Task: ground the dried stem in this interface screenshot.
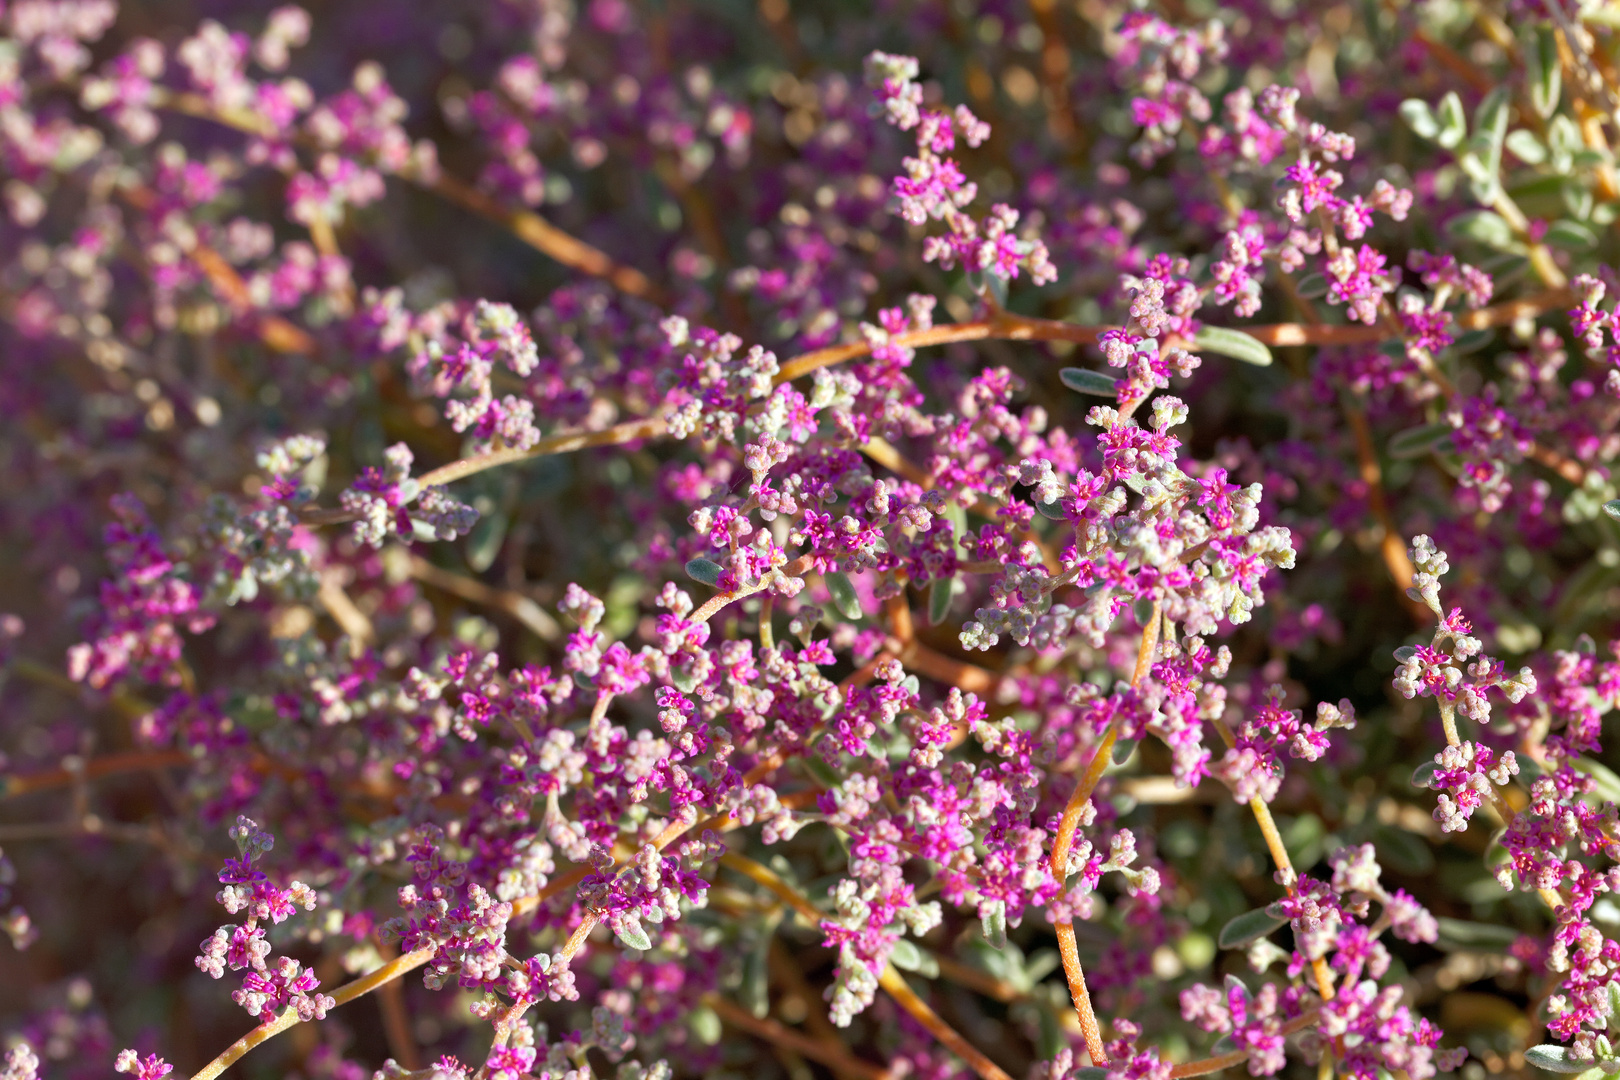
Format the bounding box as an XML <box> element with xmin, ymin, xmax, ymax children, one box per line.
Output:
<box><xmin>406</xmin><ymin>553</ymin><xmax>561</xmax><ymax>642</ymax></box>
<box><xmin>426</xmin><ymin>174</ymin><xmax>669</xmax><ymax>305</ymax></box>
<box><xmin>1168</xmin><ymin>1009</ymin><xmax>1322</xmax><ymax>1078</ymax></box>
<box><xmin>719</xmin><ymin>853</ymin><xmax>1011</xmax><ymax>1080</ymax></box>
<box><xmin>1339</xmin><ymin>397</ymin><xmax>1428</xmax><ymax>625</ymax></box>
<box><xmin>876</xmin><ymin>966</ymin><xmax>1014</xmax><ymax>1080</ymax></box>
<box><xmin>2</xmin><ymin>749</ymin><xmax>190</xmax><ymax>800</ymax></box>
<box><xmin>1050</xmin><ymin>602</ymin><xmax>1161</xmax><ymax>1064</ymax></box>
<box><xmin>291</xmin><ymin>286</ymin><xmax>1578</xmax><ymax>517</ymax></box>
<box><xmin>187</xmin><ymin>945</ymin><xmax>436</xmax><ymax>1080</ymax></box>
<box><xmin>143</xmin><ymin>87</ymin><xmax>668</xmax><ymax>307</ymax></box>
<box><xmin>373</xmin><ymin>944</ymin><xmax>422</xmax><ymax>1071</ymax></box>
<box><xmin>1210</xmin><ymin>717</ymin><xmax>1336</xmax><ymax>1003</ymax></box>
<box><xmin>705</xmin><ymin>995</ymin><xmax>891</xmax><ymax>1080</ymax></box>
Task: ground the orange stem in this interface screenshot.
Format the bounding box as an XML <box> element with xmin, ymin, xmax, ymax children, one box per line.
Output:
<box><xmin>1050</xmin><ymin>602</ymin><xmax>1161</xmax><ymax>1063</ymax></box>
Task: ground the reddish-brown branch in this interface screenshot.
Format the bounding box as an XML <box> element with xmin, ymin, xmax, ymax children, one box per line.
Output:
<box><xmin>1027</xmin><ymin>0</ymin><xmax>1078</xmax><ymax>145</ymax></box>
<box><xmin>2</xmin><ymin>749</ymin><xmax>190</xmax><ymax>799</ymax></box>
<box><xmin>1340</xmin><ymin>399</ymin><xmax>1428</xmax><ymax>625</ymax></box>
<box><xmin>426</xmin><ymin>174</ymin><xmax>668</xmax><ymax>306</ymax></box>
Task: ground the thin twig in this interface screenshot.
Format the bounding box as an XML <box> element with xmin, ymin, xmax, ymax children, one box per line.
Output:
<box><xmin>877</xmin><ymin>966</ymin><xmax>1015</xmax><ymax>1080</ymax></box>
<box><xmin>187</xmin><ymin>946</ymin><xmax>437</xmax><ymax>1080</ymax></box>
<box><xmin>1050</xmin><ymin>602</ymin><xmax>1161</xmax><ymax>1064</ymax></box>
<box><xmin>407</xmin><ymin>553</ymin><xmax>561</xmax><ymax>642</ymax></box>
<box><xmin>1168</xmin><ymin>1010</ymin><xmax>1322</xmax><ymax>1078</ymax></box>
<box><xmin>1210</xmin><ymin>716</ymin><xmax>1336</xmax><ymax>1004</ymax></box>
<box><xmin>705</xmin><ymin>995</ymin><xmax>891</xmax><ymax>1080</ymax></box>
<box><xmin>719</xmin><ymin>853</ymin><xmax>1011</xmax><ymax>1080</ymax></box>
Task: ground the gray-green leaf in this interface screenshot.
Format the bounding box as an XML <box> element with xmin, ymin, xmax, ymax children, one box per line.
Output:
<box><xmin>1545</xmin><ymin>220</ymin><xmax>1598</xmax><ymax>252</ymax></box>
<box><xmin>1411</xmin><ymin>760</ymin><xmax>1440</xmax><ymax>789</ymax></box>
<box><xmin>1434</xmin><ymin>916</ymin><xmax>1522</xmax><ymax>952</ymax></box>
<box><xmin>614</xmin><ymin>917</ymin><xmax>653</xmax><ymax>952</ymax></box>
<box><xmin>1529</xmin><ymin>27</ymin><xmax>1562</xmax><ymax>119</ymax></box>
<box><xmin>889</xmin><ymin>938</ymin><xmax>940</xmax><ymax>977</ymax></box>
<box><xmin>1506</xmin><ymin>128</ymin><xmax>1547</xmax><ymax>166</ymax></box>
<box><xmin>1571</xmin><ymin>757</ymin><xmax>1620</xmax><ymax>804</ymax></box>
<box><xmin>927</xmin><ymin>575</ymin><xmax>955</xmax><ymax>626</ymax></box>
<box><xmin>1437</xmin><ymin>91</ymin><xmax>1467</xmax><ymax>149</ymax></box>
<box><xmin>981</xmin><ymin>898</ymin><xmax>1008</xmax><ymax>950</ymax></box>
<box><xmin>1060</xmin><ymin>367</ymin><xmax>1122</xmax><ymax>396</ymax></box>
<box><xmin>824</xmin><ymin>571</ymin><xmax>862</xmax><ymax>620</ymax></box>
<box><xmin>1526</xmin><ymin>1046</ymin><xmax>1600</xmax><ymax>1074</ymax></box>
<box><xmin>1194</xmin><ymin>326</ymin><xmax>1273</xmax><ymax>367</ymax></box>
<box><xmin>684</xmin><ymin>557</ymin><xmax>724</xmax><ymax>587</ymax></box>
<box><xmin>1604</xmin><ymin>499</ymin><xmax>1620</xmax><ymax>521</ymax></box>
<box><xmin>1218</xmin><ymin>906</ymin><xmax>1289</xmax><ymax>949</ymax></box>
<box><xmin>1388</xmin><ymin>423</ymin><xmax>1455</xmax><ymax>459</ymax></box>
<box><xmin>1400</xmin><ymin>99</ymin><xmax>1439</xmax><ymax>141</ymax></box>
<box><xmin>1446</xmin><ymin>210</ymin><xmax>1517</xmax><ymax>251</ymax></box>
<box><xmin>1294</xmin><ymin>273</ymin><xmax>1328</xmax><ymax>299</ymax></box>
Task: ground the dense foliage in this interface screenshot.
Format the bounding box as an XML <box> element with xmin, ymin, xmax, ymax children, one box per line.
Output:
<box><xmin>3</xmin><ymin>0</ymin><xmax>1620</xmax><ymax>1078</ymax></box>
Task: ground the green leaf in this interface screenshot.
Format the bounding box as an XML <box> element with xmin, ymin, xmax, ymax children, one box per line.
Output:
<box><xmin>1470</xmin><ymin>88</ymin><xmax>1510</xmax><ymax>164</ymax></box>
<box><xmin>1506</xmin><ymin>128</ymin><xmax>1547</xmax><ymax>166</ymax></box>
<box><xmin>1451</xmin><ymin>329</ymin><xmax>1496</xmax><ymax>355</ymax></box>
<box><xmin>1060</xmin><ymin>367</ymin><xmax>1122</xmax><ymax>396</ymax></box>
<box><xmin>1035</xmin><ymin>497</ymin><xmax>1067</xmax><ymax>519</ymax></box>
<box><xmin>1193</xmin><ymin>326</ymin><xmax>1273</xmax><ymax>367</ymax></box>
<box><xmin>1434</xmin><ymin>916</ymin><xmax>1522</xmax><ymax>952</ymax></box>
<box><xmin>1529</xmin><ymin>26</ymin><xmax>1563</xmax><ymax>118</ymax></box>
<box><xmin>1217</xmin><ymin>906</ymin><xmax>1288</xmax><ymax>949</ymax></box>
<box><xmin>1446</xmin><ymin>210</ymin><xmax>1517</xmax><ymax>251</ymax></box>
<box><xmin>1400</xmin><ymin>98</ymin><xmax>1439</xmax><ymax>141</ymax></box>
<box><xmin>1564</xmin><ymin>184</ymin><xmax>1595</xmax><ymax>222</ymax></box>
<box><xmin>1604</xmin><ymin>499</ymin><xmax>1620</xmax><ymax>521</ymax></box>
<box><xmin>803</xmin><ymin>753</ymin><xmax>842</xmax><ymax>790</ymax></box>
<box><xmin>927</xmin><ymin>576</ymin><xmax>954</xmax><ymax>626</ymax></box>
<box><xmin>1526</xmin><ymin>1046</ymin><xmax>1601</xmax><ymax>1074</ymax></box>
<box><xmin>741</xmin><ymin>929</ymin><xmax>773</xmax><ymax>1017</ymax></box>
<box><xmin>1571</xmin><ymin>757</ymin><xmax>1620</xmax><ymax>804</ymax></box>
<box><xmin>1373</xmin><ymin>823</ymin><xmax>1435</xmax><ymax>874</ymax></box>
<box><xmin>1294</xmin><ymin>272</ymin><xmax>1328</xmax><ymax>299</ymax></box>
<box><xmin>981</xmin><ymin>899</ymin><xmax>1008</xmax><ymax>950</ymax></box>
<box><xmin>982</xmin><ymin>270</ymin><xmax>1009</xmax><ymax>311</ymax></box>
<box><xmin>1546</xmin><ymin>220</ymin><xmax>1598</xmax><ymax>252</ymax></box>
<box><xmin>1549</xmin><ymin>114</ymin><xmax>1580</xmax><ymax>174</ymax></box>
<box><xmin>1411</xmin><ymin>760</ymin><xmax>1441</xmax><ymax>789</ymax></box>
<box><xmin>1111</xmin><ymin>737</ymin><xmax>1138</xmax><ymax>765</ymax></box>
<box><xmin>614</xmin><ymin>918</ymin><xmax>653</xmax><ymax>952</ymax></box>
<box><xmin>824</xmin><ymin>571</ymin><xmax>862</xmax><ymax>620</ymax></box>
<box><xmin>1388</xmin><ymin>422</ymin><xmax>1455</xmax><ymax>459</ymax></box>
<box><xmin>889</xmin><ymin>938</ymin><xmax>940</xmax><ymax>977</ymax></box>
<box><xmin>465</xmin><ymin>512</ymin><xmax>508</xmax><ymax>574</ymax></box>
<box><xmin>689</xmin><ymin>1003</ymin><xmax>723</xmax><ymax>1045</ymax></box>
<box><xmin>1437</xmin><ymin>91</ymin><xmax>1467</xmax><ymax>149</ymax></box>
<box><xmin>684</xmin><ymin>557</ymin><xmax>724</xmax><ymax>587</ymax></box>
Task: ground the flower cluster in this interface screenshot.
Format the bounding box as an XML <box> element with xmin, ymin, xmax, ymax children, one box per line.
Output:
<box><xmin>193</xmin><ymin>817</ymin><xmax>332</xmax><ymax>1022</ymax></box>
<box><xmin>6</xmin><ymin>1</ymin><xmax>1620</xmax><ymax>1078</ymax></box>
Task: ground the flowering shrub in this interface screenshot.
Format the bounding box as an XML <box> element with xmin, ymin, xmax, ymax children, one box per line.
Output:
<box><xmin>5</xmin><ymin>0</ymin><xmax>1620</xmax><ymax>1078</ymax></box>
